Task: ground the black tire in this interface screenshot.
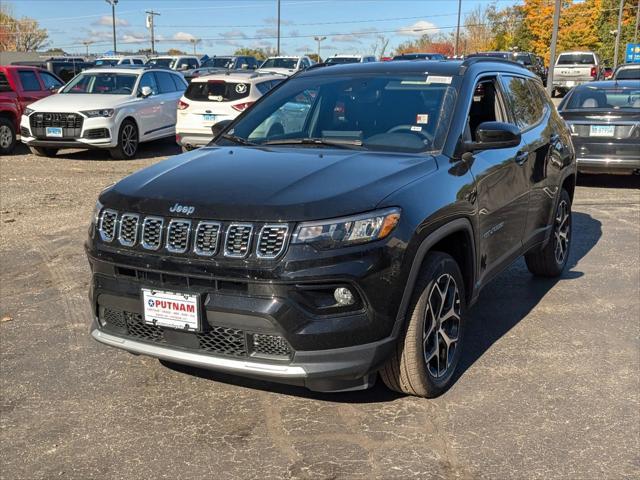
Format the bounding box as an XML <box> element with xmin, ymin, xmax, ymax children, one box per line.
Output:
<box><xmin>29</xmin><ymin>146</ymin><xmax>58</xmax><ymax>157</ymax></box>
<box><xmin>0</xmin><ymin>117</ymin><xmax>17</xmax><ymax>155</ymax></box>
<box><xmin>109</xmin><ymin>119</ymin><xmax>139</xmax><ymax>160</ymax></box>
<box><xmin>525</xmin><ymin>189</ymin><xmax>572</xmax><ymax>277</ymax></box>
<box><xmin>380</xmin><ymin>252</ymin><xmax>466</xmax><ymax>398</ymax></box>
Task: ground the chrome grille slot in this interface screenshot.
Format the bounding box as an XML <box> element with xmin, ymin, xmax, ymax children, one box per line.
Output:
<box><xmin>194</xmin><ymin>221</ymin><xmax>221</xmax><ymax>256</ymax></box>
<box><xmin>166</xmin><ymin>219</ymin><xmax>191</xmax><ymax>253</ymax></box>
<box><xmin>118</xmin><ymin>213</ymin><xmax>139</xmax><ymax>247</ymax></box>
<box><xmin>99</xmin><ymin>209</ymin><xmax>118</xmax><ymax>242</ymax></box>
<box><xmin>257</xmin><ymin>225</ymin><xmax>289</xmax><ymax>259</ymax></box>
<box><xmin>224</xmin><ymin>224</ymin><xmax>253</xmax><ymax>258</ymax></box>
<box><xmin>142</xmin><ymin>217</ymin><xmax>163</xmax><ymax>250</ymax></box>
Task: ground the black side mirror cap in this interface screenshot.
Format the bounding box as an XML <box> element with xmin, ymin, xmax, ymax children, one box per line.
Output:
<box><xmin>462</xmin><ymin>121</ymin><xmax>521</xmax><ymax>153</ymax></box>
<box><xmin>210</xmin><ymin>119</ymin><xmax>233</xmax><ymax>140</ymax></box>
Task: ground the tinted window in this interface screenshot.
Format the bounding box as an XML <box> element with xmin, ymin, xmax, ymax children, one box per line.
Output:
<box><xmin>62</xmin><ymin>72</ymin><xmax>136</xmax><ymax>94</ymax></box>
<box><xmin>564</xmin><ymin>86</ymin><xmax>640</xmax><ymax>109</ymax></box>
<box><xmin>94</xmin><ymin>59</ymin><xmax>119</xmax><ymax>66</ymax></box>
<box><xmin>147</xmin><ymin>58</ymin><xmax>174</xmax><ymax>68</ymax></box>
<box><xmin>18</xmin><ymin>70</ymin><xmax>41</xmax><ymax>91</ymax></box>
<box><xmin>326</xmin><ymin>57</ymin><xmax>360</xmax><ymax>65</ymax></box>
<box><xmin>203</xmin><ymin>57</ymin><xmax>234</xmax><ymax>68</ymax></box>
<box><xmin>557</xmin><ymin>53</ymin><xmax>596</xmax><ymax>65</ymax></box>
<box><xmin>139</xmin><ymin>72</ymin><xmax>159</xmax><ymax>95</ymax></box>
<box><xmin>170</xmin><ymin>73</ymin><xmax>187</xmax><ymax>91</ymax></box>
<box><xmin>132</xmin><ymin>59</ymin><xmax>144</xmax><ymax>65</ymax></box>
<box><xmin>155</xmin><ymin>71</ymin><xmax>177</xmax><ymax>93</ymax></box>
<box><xmin>260</xmin><ymin>58</ymin><xmax>297</xmax><ymax>69</ymax></box>
<box><xmin>185</xmin><ymin>81</ymin><xmax>250</xmax><ymax>102</ymax></box>
<box><xmin>40</xmin><ymin>72</ymin><xmax>63</xmax><ymax>90</ymax></box>
<box><xmin>0</xmin><ymin>73</ymin><xmax>12</xmax><ymax>92</ymax></box>
<box><xmin>187</xmin><ymin>59</ymin><xmax>198</xmax><ymax>69</ymax></box>
<box><xmin>500</xmin><ymin>75</ymin><xmax>540</xmax><ymax>129</ymax></box>
<box><xmin>515</xmin><ymin>53</ymin><xmax>532</xmax><ymax>65</ymax></box>
<box><xmin>614</xmin><ymin>68</ymin><xmax>640</xmax><ymax>80</ymax></box>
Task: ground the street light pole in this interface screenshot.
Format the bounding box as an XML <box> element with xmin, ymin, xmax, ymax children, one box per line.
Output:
<box><xmin>454</xmin><ymin>0</ymin><xmax>462</xmax><ymax>57</ymax></box>
<box><xmin>190</xmin><ymin>38</ymin><xmax>200</xmax><ymax>55</ymax></box>
<box><xmin>546</xmin><ymin>0</ymin><xmax>561</xmax><ymax>97</ymax></box>
<box><xmin>82</xmin><ymin>41</ymin><xmax>93</xmax><ymax>57</ymax></box>
<box><xmin>105</xmin><ymin>0</ymin><xmax>119</xmax><ymax>54</ymax></box>
<box><xmin>313</xmin><ymin>36</ymin><xmax>326</xmax><ymax>62</ymax></box>
<box><xmin>613</xmin><ymin>0</ymin><xmax>625</xmax><ymax>69</ymax></box>
<box><xmin>276</xmin><ymin>0</ymin><xmax>281</xmax><ymax>56</ymax></box>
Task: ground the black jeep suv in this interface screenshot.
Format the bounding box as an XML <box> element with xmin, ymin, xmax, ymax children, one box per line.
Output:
<box><xmin>86</xmin><ymin>59</ymin><xmax>576</xmax><ymax>397</ymax></box>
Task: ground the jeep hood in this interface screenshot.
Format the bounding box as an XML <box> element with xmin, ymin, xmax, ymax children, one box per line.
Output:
<box><xmin>101</xmin><ymin>146</ymin><xmax>437</xmax><ymax>221</ymax></box>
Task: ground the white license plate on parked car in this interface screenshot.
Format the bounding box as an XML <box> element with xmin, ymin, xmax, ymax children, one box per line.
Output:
<box><xmin>590</xmin><ymin>125</ymin><xmax>615</xmax><ymax>137</ymax></box>
<box><xmin>142</xmin><ymin>288</ymin><xmax>200</xmax><ymax>331</ymax></box>
<box><xmin>46</xmin><ymin>127</ymin><xmax>63</xmax><ymax>137</ymax></box>
<box><xmin>202</xmin><ymin>114</ymin><xmax>216</xmax><ymax>122</ymax></box>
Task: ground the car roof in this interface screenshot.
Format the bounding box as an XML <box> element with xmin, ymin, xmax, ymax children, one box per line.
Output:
<box><xmin>572</xmin><ymin>80</ymin><xmax>640</xmax><ymax>88</ymax></box>
<box><xmin>82</xmin><ymin>67</ymin><xmax>177</xmax><ymax>74</ymax></box>
<box><xmin>616</xmin><ymin>63</ymin><xmax>640</xmax><ymax>69</ymax></box>
<box><xmin>298</xmin><ymin>58</ymin><xmax>532</xmax><ymax>78</ymax></box>
<box><xmin>190</xmin><ymin>71</ymin><xmax>284</xmax><ymax>83</ymax></box>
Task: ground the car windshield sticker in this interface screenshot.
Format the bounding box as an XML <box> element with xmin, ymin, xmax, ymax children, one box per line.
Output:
<box><xmin>400</xmin><ymin>80</ymin><xmax>429</xmax><ymax>85</ymax></box>
<box><xmin>425</xmin><ymin>75</ymin><xmax>453</xmax><ymax>84</ymax></box>
<box><xmin>416</xmin><ymin>114</ymin><xmax>429</xmax><ymax>124</ymax></box>
<box><xmin>410</xmin><ymin>126</ymin><xmax>423</xmax><ymax>132</ymax></box>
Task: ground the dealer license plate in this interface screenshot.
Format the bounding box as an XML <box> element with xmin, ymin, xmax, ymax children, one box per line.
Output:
<box><xmin>46</xmin><ymin>127</ymin><xmax>63</xmax><ymax>137</ymax></box>
<box><xmin>202</xmin><ymin>114</ymin><xmax>216</xmax><ymax>122</ymax></box>
<box><xmin>142</xmin><ymin>288</ymin><xmax>200</xmax><ymax>331</ymax></box>
<box><xmin>590</xmin><ymin>125</ymin><xmax>615</xmax><ymax>137</ymax></box>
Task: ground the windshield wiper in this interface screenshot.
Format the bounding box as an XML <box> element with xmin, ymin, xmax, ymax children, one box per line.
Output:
<box><xmin>220</xmin><ymin>133</ymin><xmax>256</xmax><ymax>146</ymax></box>
<box><xmin>262</xmin><ymin>137</ymin><xmax>364</xmax><ymax>149</ymax></box>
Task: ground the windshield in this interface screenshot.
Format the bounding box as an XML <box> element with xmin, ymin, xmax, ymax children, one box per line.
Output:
<box><xmin>95</xmin><ymin>59</ymin><xmax>119</xmax><ymax>66</ymax></box>
<box><xmin>515</xmin><ymin>53</ymin><xmax>532</xmax><ymax>65</ymax></box>
<box><xmin>557</xmin><ymin>53</ymin><xmax>595</xmax><ymax>65</ymax></box>
<box><xmin>147</xmin><ymin>58</ymin><xmax>174</xmax><ymax>68</ymax></box>
<box><xmin>615</xmin><ymin>68</ymin><xmax>640</xmax><ymax>80</ymax></box>
<box><xmin>61</xmin><ymin>72</ymin><xmax>137</xmax><ymax>94</ymax></box>
<box><xmin>261</xmin><ymin>58</ymin><xmax>297</xmax><ymax>69</ymax></box>
<box><xmin>565</xmin><ymin>86</ymin><xmax>640</xmax><ymax>109</ymax></box>
<box><xmin>326</xmin><ymin>57</ymin><xmax>360</xmax><ymax>64</ymax></box>
<box><xmin>203</xmin><ymin>58</ymin><xmax>234</xmax><ymax>68</ymax></box>
<box><xmin>219</xmin><ymin>73</ymin><xmax>457</xmax><ymax>153</ymax></box>
<box><xmin>393</xmin><ymin>54</ymin><xmax>431</xmax><ymax>60</ymax></box>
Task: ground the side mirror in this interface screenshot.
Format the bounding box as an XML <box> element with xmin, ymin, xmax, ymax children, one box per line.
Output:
<box><xmin>462</xmin><ymin>122</ymin><xmax>521</xmax><ymax>153</ymax></box>
<box><xmin>210</xmin><ymin>119</ymin><xmax>233</xmax><ymax>139</ymax></box>
<box><xmin>140</xmin><ymin>86</ymin><xmax>153</xmax><ymax>98</ymax></box>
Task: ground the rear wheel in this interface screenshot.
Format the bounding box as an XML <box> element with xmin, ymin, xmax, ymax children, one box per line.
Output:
<box><xmin>29</xmin><ymin>146</ymin><xmax>58</xmax><ymax>157</ymax></box>
<box><xmin>525</xmin><ymin>189</ymin><xmax>572</xmax><ymax>277</ymax></box>
<box><xmin>380</xmin><ymin>252</ymin><xmax>466</xmax><ymax>398</ymax></box>
<box><xmin>110</xmin><ymin>120</ymin><xmax>138</xmax><ymax>160</ymax></box>
<box><xmin>0</xmin><ymin>117</ymin><xmax>16</xmax><ymax>155</ymax></box>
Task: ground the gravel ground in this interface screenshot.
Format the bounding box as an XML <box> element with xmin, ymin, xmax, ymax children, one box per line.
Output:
<box><xmin>1</xmin><ymin>141</ymin><xmax>639</xmax><ymax>479</ymax></box>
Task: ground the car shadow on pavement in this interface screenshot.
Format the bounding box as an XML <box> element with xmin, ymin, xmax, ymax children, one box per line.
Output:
<box><xmin>163</xmin><ymin>211</ymin><xmax>602</xmax><ymax>403</ymax></box>
<box><xmin>455</xmin><ymin>211</ymin><xmax>602</xmax><ymax>387</ymax></box>
<box><xmin>577</xmin><ymin>174</ymin><xmax>640</xmax><ymax>189</ymax></box>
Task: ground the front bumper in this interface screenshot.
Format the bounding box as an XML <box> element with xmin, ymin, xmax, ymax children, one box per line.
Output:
<box><xmin>20</xmin><ymin>114</ymin><xmax>117</xmax><ymax>149</ymax></box>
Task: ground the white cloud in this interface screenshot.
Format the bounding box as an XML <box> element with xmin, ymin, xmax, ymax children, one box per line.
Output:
<box><xmin>397</xmin><ymin>20</ymin><xmax>438</xmax><ymax>37</ymax></box>
<box><xmin>221</xmin><ymin>30</ymin><xmax>247</xmax><ymax>40</ymax></box>
<box><xmin>93</xmin><ymin>15</ymin><xmax>129</xmax><ymax>27</ymax></box>
<box><xmin>173</xmin><ymin>31</ymin><xmax>198</xmax><ymax>42</ymax></box>
<box><xmin>121</xmin><ymin>32</ymin><xmax>147</xmax><ymax>43</ymax></box>
<box><xmin>256</xmin><ymin>27</ymin><xmax>278</xmax><ymax>37</ymax></box>
<box><xmin>332</xmin><ymin>28</ymin><xmax>377</xmax><ymax>44</ymax></box>
<box><xmin>263</xmin><ymin>17</ymin><xmax>293</xmax><ymax>26</ymax></box>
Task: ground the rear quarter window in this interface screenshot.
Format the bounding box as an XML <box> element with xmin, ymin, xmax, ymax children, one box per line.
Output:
<box><xmin>500</xmin><ymin>75</ymin><xmax>542</xmax><ymax>130</ymax></box>
<box><xmin>0</xmin><ymin>73</ymin><xmax>12</xmax><ymax>92</ymax></box>
<box><xmin>185</xmin><ymin>81</ymin><xmax>250</xmax><ymax>102</ymax></box>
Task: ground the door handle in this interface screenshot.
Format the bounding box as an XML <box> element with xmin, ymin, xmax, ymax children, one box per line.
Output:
<box><xmin>515</xmin><ymin>151</ymin><xmax>529</xmax><ymax>166</ymax></box>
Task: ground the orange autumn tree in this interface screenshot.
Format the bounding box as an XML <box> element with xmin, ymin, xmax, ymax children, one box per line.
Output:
<box><xmin>559</xmin><ymin>0</ymin><xmax>602</xmax><ymax>54</ymax></box>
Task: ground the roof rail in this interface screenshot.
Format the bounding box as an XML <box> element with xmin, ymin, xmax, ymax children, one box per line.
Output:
<box><xmin>461</xmin><ymin>56</ymin><xmax>525</xmax><ymax>68</ymax></box>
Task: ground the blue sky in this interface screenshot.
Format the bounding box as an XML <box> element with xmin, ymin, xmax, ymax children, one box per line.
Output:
<box><xmin>9</xmin><ymin>0</ymin><xmax>519</xmax><ymax>56</ymax></box>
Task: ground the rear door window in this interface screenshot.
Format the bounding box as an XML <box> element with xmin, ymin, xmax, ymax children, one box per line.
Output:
<box><xmin>18</xmin><ymin>70</ymin><xmax>41</xmax><ymax>91</ymax></box>
<box><xmin>184</xmin><ymin>80</ymin><xmax>250</xmax><ymax>102</ymax></box>
<box><xmin>170</xmin><ymin>73</ymin><xmax>187</xmax><ymax>92</ymax></box>
<box><xmin>500</xmin><ymin>75</ymin><xmax>540</xmax><ymax>130</ymax></box>
<box><xmin>155</xmin><ymin>71</ymin><xmax>177</xmax><ymax>93</ymax></box>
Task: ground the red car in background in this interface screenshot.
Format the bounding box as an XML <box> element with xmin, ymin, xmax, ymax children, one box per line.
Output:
<box><xmin>0</xmin><ymin>65</ymin><xmax>64</xmax><ymax>154</ymax></box>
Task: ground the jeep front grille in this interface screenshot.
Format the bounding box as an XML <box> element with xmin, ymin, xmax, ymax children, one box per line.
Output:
<box><xmin>166</xmin><ymin>220</ymin><xmax>191</xmax><ymax>253</ymax></box>
<box><xmin>194</xmin><ymin>221</ymin><xmax>221</xmax><ymax>256</ymax></box>
<box><xmin>225</xmin><ymin>224</ymin><xmax>253</xmax><ymax>258</ymax></box>
<box><xmin>257</xmin><ymin>225</ymin><xmax>289</xmax><ymax>259</ymax></box>
<box><xmin>118</xmin><ymin>214</ymin><xmax>139</xmax><ymax>247</ymax></box>
<box><xmin>96</xmin><ymin>210</ymin><xmax>289</xmax><ymax>260</ymax></box>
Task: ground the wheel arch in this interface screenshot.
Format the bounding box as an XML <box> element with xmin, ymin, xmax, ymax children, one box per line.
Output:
<box><xmin>392</xmin><ymin>218</ymin><xmax>476</xmax><ymax>338</ymax></box>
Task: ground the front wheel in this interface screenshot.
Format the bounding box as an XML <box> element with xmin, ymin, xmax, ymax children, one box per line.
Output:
<box><xmin>525</xmin><ymin>189</ymin><xmax>572</xmax><ymax>277</ymax></box>
<box><xmin>109</xmin><ymin>120</ymin><xmax>139</xmax><ymax>160</ymax></box>
<box><xmin>380</xmin><ymin>252</ymin><xmax>466</xmax><ymax>398</ymax></box>
<box><xmin>0</xmin><ymin>117</ymin><xmax>17</xmax><ymax>154</ymax></box>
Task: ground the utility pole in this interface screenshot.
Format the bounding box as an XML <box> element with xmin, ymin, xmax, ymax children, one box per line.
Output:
<box><xmin>146</xmin><ymin>10</ymin><xmax>160</xmax><ymax>56</ymax></box>
<box><xmin>82</xmin><ymin>40</ymin><xmax>93</xmax><ymax>57</ymax></box>
<box><xmin>546</xmin><ymin>0</ymin><xmax>561</xmax><ymax>96</ymax></box>
<box><xmin>105</xmin><ymin>0</ymin><xmax>119</xmax><ymax>54</ymax></box>
<box><xmin>313</xmin><ymin>36</ymin><xmax>326</xmax><ymax>62</ymax></box>
<box><xmin>613</xmin><ymin>0</ymin><xmax>625</xmax><ymax>69</ymax></box>
<box><xmin>189</xmin><ymin>38</ymin><xmax>200</xmax><ymax>55</ymax></box>
<box><xmin>454</xmin><ymin>0</ymin><xmax>462</xmax><ymax>57</ymax></box>
<box><xmin>276</xmin><ymin>0</ymin><xmax>281</xmax><ymax>56</ymax></box>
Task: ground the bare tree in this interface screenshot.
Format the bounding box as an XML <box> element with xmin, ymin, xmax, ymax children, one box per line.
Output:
<box><xmin>370</xmin><ymin>35</ymin><xmax>390</xmax><ymax>57</ymax></box>
<box><xmin>0</xmin><ymin>2</ymin><xmax>48</xmax><ymax>52</ymax></box>
<box><xmin>462</xmin><ymin>5</ymin><xmax>494</xmax><ymax>54</ymax></box>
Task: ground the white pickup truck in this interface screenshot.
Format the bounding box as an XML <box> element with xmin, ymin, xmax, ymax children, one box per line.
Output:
<box><xmin>552</xmin><ymin>51</ymin><xmax>601</xmax><ymax>96</ymax></box>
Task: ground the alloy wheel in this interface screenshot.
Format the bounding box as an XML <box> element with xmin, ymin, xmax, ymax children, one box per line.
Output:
<box><xmin>554</xmin><ymin>200</ymin><xmax>570</xmax><ymax>264</ymax></box>
<box><xmin>0</xmin><ymin>125</ymin><xmax>12</xmax><ymax>149</ymax></box>
<box><xmin>121</xmin><ymin>124</ymin><xmax>138</xmax><ymax>157</ymax></box>
<box><xmin>423</xmin><ymin>273</ymin><xmax>461</xmax><ymax>378</ymax></box>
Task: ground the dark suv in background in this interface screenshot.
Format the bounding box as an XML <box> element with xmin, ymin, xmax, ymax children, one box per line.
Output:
<box><xmin>87</xmin><ymin>59</ymin><xmax>575</xmax><ymax>397</ymax></box>
<box><xmin>467</xmin><ymin>51</ymin><xmax>547</xmax><ymax>83</ymax></box>
<box><xmin>184</xmin><ymin>55</ymin><xmax>260</xmax><ymax>82</ymax></box>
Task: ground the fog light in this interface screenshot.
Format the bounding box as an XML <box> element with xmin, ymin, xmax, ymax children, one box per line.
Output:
<box><xmin>334</xmin><ymin>287</ymin><xmax>355</xmax><ymax>306</ymax></box>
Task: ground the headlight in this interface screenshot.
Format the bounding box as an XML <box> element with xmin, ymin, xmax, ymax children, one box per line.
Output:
<box><xmin>292</xmin><ymin>208</ymin><xmax>401</xmax><ymax>249</ymax></box>
<box><xmin>81</xmin><ymin>109</ymin><xmax>115</xmax><ymax>118</ymax></box>
<box><xmin>24</xmin><ymin>108</ymin><xmax>35</xmax><ymax>116</ymax></box>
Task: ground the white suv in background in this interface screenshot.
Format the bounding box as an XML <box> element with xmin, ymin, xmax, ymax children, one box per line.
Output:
<box><xmin>20</xmin><ymin>67</ymin><xmax>187</xmax><ymax>159</ymax></box>
<box><xmin>257</xmin><ymin>56</ymin><xmax>313</xmax><ymax>76</ymax></box>
<box><xmin>325</xmin><ymin>54</ymin><xmax>377</xmax><ymax>64</ymax></box>
<box><xmin>147</xmin><ymin>56</ymin><xmax>201</xmax><ymax>72</ymax></box>
<box><xmin>176</xmin><ymin>71</ymin><xmax>284</xmax><ymax>151</ymax></box>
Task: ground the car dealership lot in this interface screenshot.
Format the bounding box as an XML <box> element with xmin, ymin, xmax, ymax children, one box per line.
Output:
<box><xmin>1</xmin><ymin>144</ymin><xmax>638</xmax><ymax>479</ymax></box>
